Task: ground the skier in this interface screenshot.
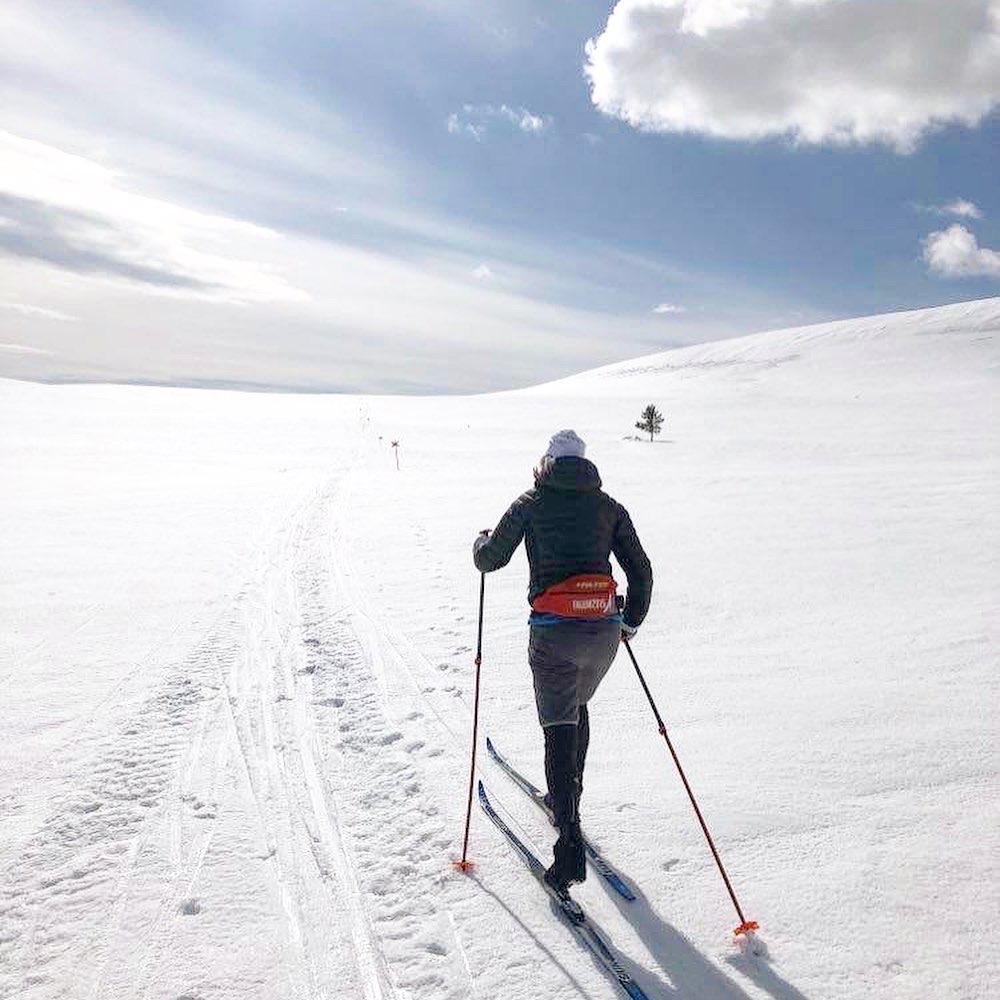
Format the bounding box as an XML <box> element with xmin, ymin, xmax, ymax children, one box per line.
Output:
<box><xmin>473</xmin><ymin>430</ymin><xmax>652</xmax><ymax>892</ymax></box>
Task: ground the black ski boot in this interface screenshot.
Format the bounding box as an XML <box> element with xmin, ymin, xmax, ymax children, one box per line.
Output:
<box><xmin>544</xmin><ymin>704</ymin><xmax>588</xmax><ymax>821</ymax></box>
<box><xmin>542</xmin><ymin>723</ymin><xmax>586</xmax><ymax>893</ymax></box>
<box><xmin>575</xmin><ymin>703</ymin><xmax>589</xmax><ymax>812</ymax></box>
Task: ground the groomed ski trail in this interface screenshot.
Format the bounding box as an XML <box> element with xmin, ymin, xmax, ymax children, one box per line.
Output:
<box><xmin>0</xmin><ymin>452</ymin><xmax>397</xmax><ymax>1000</ymax></box>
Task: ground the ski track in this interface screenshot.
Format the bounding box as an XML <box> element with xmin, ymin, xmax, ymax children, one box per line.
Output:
<box><xmin>0</xmin><ymin>437</ymin><xmax>484</xmax><ymax>1000</ymax></box>
<box><xmin>304</xmin><ymin>441</ymin><xmax>477</xmax><ymax>1000</ymax></box>
<box><xmin>0</xmin><ymin>627</ymin><xmax>217</xmax><ymax>996</ymax></box>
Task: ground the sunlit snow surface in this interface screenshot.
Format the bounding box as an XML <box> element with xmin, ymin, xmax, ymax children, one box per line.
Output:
<box><xmin>1</xmin><ymin>299</ymin><xmax>997</xmax><ymax>999</ymax></box>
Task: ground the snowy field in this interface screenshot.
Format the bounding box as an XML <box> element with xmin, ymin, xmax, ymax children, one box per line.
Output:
<box><xmin>1</xmin><ymin>297</ymin><xmax>997</xmax><ymax>1000</ymax></box>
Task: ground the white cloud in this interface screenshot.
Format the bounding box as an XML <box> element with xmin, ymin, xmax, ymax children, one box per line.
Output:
<box><xmin>585</xmin><ymin>0</ymin><xmax>1000</xmax><ymax>153</ymax></box>
<box><xmin>922</xmin><ymin>198</ymin><xmax>984</xmax><ymax>220</ymax></box>
<box><xmin>942</xmin><ymin>199</ymin><xmax>984</xmax><ymax>219</ymax></box>
<box><xmin>447</xmin><ymin>104</ymin><xmax>553</xmax><ymax>139</ymax></box>
<box><xmin>0</xmin><ymin>300</ymin><xmax>77</xmax><ymax>321</ymax></box>
<box><xmin>447</xmin><ymin>113</ymin><xmax>486</xmax><ymax>141</ymax></box>
<box><xmin>652</xmin><ymin>302</ymin><xmax>686</xmax><ymax>314</ymax></box>
<box><xmin>499</xmin><ymin>105</ymin><xmax>549</xmax><ymax>133</ymax></box>
<box><xmin>915</xmin><ymin>198</ymin><xmax>986</xmax><ymax>219</ymax></box>
<box><xmin>922</xmin><ymin>224</ymin><xmax>1000</xmax><ymax>278</ymax></box>
<box><xmin>472</xmin><ymin>263</ymin><xmax>494</xmax><ymax>279</ymax></box>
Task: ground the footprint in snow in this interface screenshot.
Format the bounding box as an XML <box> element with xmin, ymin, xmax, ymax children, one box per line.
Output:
<box><xmin>379</xmin><ymin>731</ymin><xmax>403</xmax><ymax>746</ymax></box>
<box><xmin>192</xmin><ymin>799</ymin><xmax>217</xmax><ymax>819</ymax></box>
<box><xmin>179</xmin><ymin>898</ymin><xmax>202</xmax><ymax>916</ymax></box>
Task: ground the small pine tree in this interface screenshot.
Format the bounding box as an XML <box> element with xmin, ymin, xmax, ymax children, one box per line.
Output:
<box><xmin>635</xmin><ymin>404</ymin><xmax>664</xmax><ymax>442</ymax></box>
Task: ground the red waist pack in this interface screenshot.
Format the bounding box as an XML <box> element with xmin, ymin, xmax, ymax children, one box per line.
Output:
<box><xmin>531</xmin><ymin>574</ymin><xmax>618</xmax><ymax>618</ymax></box>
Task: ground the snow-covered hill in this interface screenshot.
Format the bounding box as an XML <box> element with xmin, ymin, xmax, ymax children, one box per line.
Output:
<box><xmin>1</xmin><ymin>298</ymin><xmax>997</xmax><ymax>1000</ymax></box>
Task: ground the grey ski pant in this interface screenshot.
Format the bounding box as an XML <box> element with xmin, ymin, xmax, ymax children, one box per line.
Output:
<box><xmin>528</xmin><ymin>620</ymin><xmax>621</xmax><ymax>728</ymax></box>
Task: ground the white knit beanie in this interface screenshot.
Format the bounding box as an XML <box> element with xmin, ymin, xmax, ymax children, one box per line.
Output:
<box><xmin>545</xmin><ymin>429</ymin><xmax>586</xmax><ymax>460</ymax></box>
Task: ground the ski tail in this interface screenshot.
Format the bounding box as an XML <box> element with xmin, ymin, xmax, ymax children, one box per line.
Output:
<box><xmin>485</xmin><ymin>737</ymin><xmax>637</xmax><ymax>902</ymax></box>
<box><xmin>477</xmin><ymin>782</ymin><xmax>650</xmax><ymax>1000</ymax></box>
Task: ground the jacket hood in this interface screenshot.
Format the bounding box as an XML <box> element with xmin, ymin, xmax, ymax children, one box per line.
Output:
<box><xmin>534</xmin><ymin>455</ymin><xmax>602</xmax><ymax>492</ymax></box>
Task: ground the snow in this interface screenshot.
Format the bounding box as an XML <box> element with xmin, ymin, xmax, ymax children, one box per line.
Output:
<box><xmin>1</xmin><ymin>297</ymin><xmax>998</xmax><ymax>999</ymax></box>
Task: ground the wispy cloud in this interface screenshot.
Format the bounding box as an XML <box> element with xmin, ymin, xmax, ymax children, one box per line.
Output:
<box><xmin>0</xmin><ymin>132</ymin><xmax>307</xmax><ymax>304</ymax></box>
<box><xmin>472</xmin><ymin>263</ymin><xmax>494</xmax><ymax>279</ymax></box>
<box><xmin>447</xmin><ymin>104</ymin><xmax>552</xmax><ymax>140</ymax></box>
<box><xmin>447</xmin><ymin>113</ymin><xmax>485</xmax><ymax>141</ymax></box>
<box><xmin>652</xmin><ymin>302</ymin><xmax>686</xmax><ymax>314</ymax></box>
<box><xmin>916</xmin><ymin>198</ymin><xmax>985</xmax><ymax>220</ymax></box>
<box><xmin>922</xmin><ymin>224</ymin><xmax>1000</xmax><ymax>278</ymax></box>
<box><xmin>0</xmin><ymin>342</ymin><xmax>53</xmax><ymax>355</ymax></box>
<box><xmin>941</xmin><ymin>199</ymin><xmax>984</xmax><ymax>219</ymax></box>
<box><xmin>0</xmin><ymin>299</ymin><xmax>77</xmax><ymax>321</ymax></box>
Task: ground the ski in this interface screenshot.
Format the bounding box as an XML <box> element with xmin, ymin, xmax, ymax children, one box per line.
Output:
<box><xmin>477</xmin><ymin>781</ymin><xmax>649</xmax><ymax>1000</ymax></box>
<box><xmin>485</xmin><ymin>736</ymin><xmax>636</xmax><ymax>901</ymax></box>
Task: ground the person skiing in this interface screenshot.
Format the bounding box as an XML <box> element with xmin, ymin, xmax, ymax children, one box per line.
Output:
<box><xmin>473</xmin><ymin>429</ymin><xmax>652</xmax><ymax>893</ymax></box>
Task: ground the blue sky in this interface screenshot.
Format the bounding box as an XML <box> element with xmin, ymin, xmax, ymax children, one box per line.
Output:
<box><xmin>1</xmin><ymin>0</ymin><xmax>998</xmax><ymax>392</ymax></box>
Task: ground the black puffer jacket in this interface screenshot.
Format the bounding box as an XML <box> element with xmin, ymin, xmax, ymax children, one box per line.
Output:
<box><xmin>473</xmin><ymin>457</ymin><xmax>653</xmax><ymax>629</ymax></box>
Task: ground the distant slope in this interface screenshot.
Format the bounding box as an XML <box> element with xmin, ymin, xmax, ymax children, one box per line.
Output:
<box><xmin>526</xmin><ymin>297</ymin><xmax>999</xmax><ymax>393</ymax></box>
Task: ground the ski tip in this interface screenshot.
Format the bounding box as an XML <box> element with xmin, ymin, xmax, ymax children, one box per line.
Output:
<box><xmin>485</xmin><ymin>736</ymin><xmax>496</xmax><ymax>754</ymax></box>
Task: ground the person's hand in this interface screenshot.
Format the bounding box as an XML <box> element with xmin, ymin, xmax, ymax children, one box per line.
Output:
<box><xmin>621</xmin><ymin>623</ymin><xmax>638</xmax><ymax>642</ymax></box>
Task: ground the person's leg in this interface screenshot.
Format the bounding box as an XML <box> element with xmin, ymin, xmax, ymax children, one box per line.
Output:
<box><xmin>543</xmin><ymin>723</ymin><xmax>578</xmax><ymax>829</ymax></box>
<box><xmin>573</xmin><ymin>620</ymin><xmax>620</xmax><ymax>814</ymax></box>
<box><xmin>543</xmin><ymin>723</ymin><xmax>584</xmax><ymax>890</ymax></box>
<box><xmin>529</xmin><ymin>626</ymin><xmax>586</xmax><ymax>891</ymax></box>
<box><xmin>575</xmin><ymin>702</ymin><xmax>589</xmax><ymax>810</ymax></box>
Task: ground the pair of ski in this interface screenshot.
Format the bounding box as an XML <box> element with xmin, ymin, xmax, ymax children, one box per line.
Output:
<box><xmin>481</xmin><ymin>738</ymin><xmax>649</xmax><ymax>999</ymax></box>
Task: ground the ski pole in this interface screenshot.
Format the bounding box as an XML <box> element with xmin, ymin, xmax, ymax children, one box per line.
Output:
<box><xmin>621</xmin><ymin>637</ymin><xmax>758</xmax><ymax>938</ymax></box>
<box><xmin>454</xmin><ymin>572</ymin><xmax>486</xmax><ymax>872</ymax></box>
